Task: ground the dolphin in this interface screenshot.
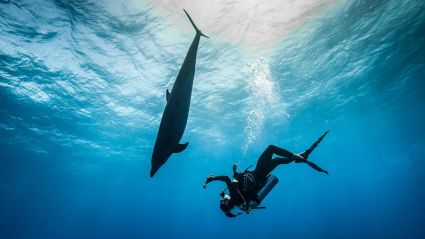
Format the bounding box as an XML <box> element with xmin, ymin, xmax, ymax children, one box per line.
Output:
<box><xmin>150</xmin><ymin>9</ymin><xmax>208</xmax><ymax>177</ymax></box>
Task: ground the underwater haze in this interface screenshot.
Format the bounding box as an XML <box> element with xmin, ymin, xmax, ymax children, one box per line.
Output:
<box><xmin>1</xmin><ymin>0</ymin><xmax>425</xmax><ymax>238</ymax></box>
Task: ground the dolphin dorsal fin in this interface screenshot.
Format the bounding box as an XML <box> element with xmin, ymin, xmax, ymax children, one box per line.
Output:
<box><xmin>166</xmin><ymin>89</ymin><xmax>170</xmax><ymax>102</ymax></box>
<box><xmin>174</xmin><ymin>142</ymin><xmax>188</xmax><ymax>153</ymax></box>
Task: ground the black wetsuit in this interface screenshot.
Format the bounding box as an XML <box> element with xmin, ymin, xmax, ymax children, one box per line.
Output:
<box><xmin>205</xmin><ymin>131</ymin><xmax>330</xmax><ymax>214</ymax></box>
<box><xmin>206</xmin><ymin>144</ymin><xmax>328</xmax><ymax>206</ymax></box>
<box><xmin>206</xmin><ymin>145</ymin><xmax>300</xmax><ymax>207</ymax></box>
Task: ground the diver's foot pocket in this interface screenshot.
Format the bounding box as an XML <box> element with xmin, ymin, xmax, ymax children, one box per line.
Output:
<box><xmin>293</xmin><ymin>153</ymin><xmax>307</xmax><ymax>163</ymax></box>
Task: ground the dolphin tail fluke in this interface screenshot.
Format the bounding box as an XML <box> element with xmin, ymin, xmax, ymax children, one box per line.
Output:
<box><xmin>183</xmin><ymin>9</ymin><xmax>209</xmax><ymax>38</ymax></box>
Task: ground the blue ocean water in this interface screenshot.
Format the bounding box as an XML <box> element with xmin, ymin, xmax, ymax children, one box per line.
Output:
<box><xmin>1</xmin><ymin>0</ymin><xmax>425</xmax><ymax>238</ymax></box>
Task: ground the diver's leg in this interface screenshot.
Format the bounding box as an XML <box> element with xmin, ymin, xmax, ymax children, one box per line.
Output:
<box><xmin>254</xmin><ymin>145</ymin><xmax>298</xmax><ymax>179</ymax></box>
<box><xmin>268</xmin><ymin>145</ymin><xmax>295</xmax><ymax>158</ymax></box>
<box><xmin>253</xmin><ymin>145</ymin><xmax>275</xmax><ymax>178</ymax></box>
<box><xmin>257</xmin><ymin>157</ymin><xmax>291</xmax><ymax>177</ymax></box>
<box><xmin>271</xmin><ymin>156</ymin><xmax>295</xmax><ymax>165</ymax></box>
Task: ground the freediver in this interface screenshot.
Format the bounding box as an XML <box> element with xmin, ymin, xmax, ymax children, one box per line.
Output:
<box><xmin>203</xmin><ymin>131</ymin><xmax>329</xmax><ymax>217</ymax></box>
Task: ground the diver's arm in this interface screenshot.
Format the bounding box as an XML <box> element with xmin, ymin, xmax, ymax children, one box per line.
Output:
<box><xmin>203</xmin><ymin>175</ymin><xmax>232</xmax><ymax>189</ymax></box>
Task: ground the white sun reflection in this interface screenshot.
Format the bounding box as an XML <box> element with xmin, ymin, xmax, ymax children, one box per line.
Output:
<box><xmin>145</xmin><ymin>0</ymin><xmax>340</xmax><ymax>51</ymax></box>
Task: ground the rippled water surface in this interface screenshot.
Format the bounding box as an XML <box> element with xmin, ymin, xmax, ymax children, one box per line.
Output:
<box><xmin>1</xmin><ymin>0</ymin><xmax>425</xmax><ymax>238</ymax></box>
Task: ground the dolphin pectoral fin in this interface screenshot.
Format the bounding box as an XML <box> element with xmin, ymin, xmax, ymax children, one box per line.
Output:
<box><xmin>166</xmin><ymin>89</ymin><xmax>170</xmax><ymax>102</ymax></box>
<box><xmin>174</xmin><ymin>142</ymin><xmax>189</xmax><ymax>153</ymax></box>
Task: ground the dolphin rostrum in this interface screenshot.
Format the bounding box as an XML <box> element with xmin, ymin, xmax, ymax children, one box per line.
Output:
<box><xmin>150</xmin><ymin>9</ymin><xmax>208</xmax><ymax>177</ymax></box>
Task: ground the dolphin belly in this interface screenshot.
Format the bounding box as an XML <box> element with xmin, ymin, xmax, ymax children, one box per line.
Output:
<box><xmin>150</xmin><ymin>99</ymin><xmax>190</xmax><ymax>177</ymax></box>
<box><xmin>159</xmin><ymin>98</ymin><xmax>191</xmax><ymax>147</ymax></box>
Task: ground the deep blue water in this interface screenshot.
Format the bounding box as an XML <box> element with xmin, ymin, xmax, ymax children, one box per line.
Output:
<box><xmin>1</xmin><ymin>0</ymin><xmax>425</xmax><ymax>238</ymax></box>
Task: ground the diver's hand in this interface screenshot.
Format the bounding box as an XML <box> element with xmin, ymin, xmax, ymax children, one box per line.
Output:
<box><xmin>203</xmin><ymin>184</ymin><xmax>207</xmax><ymax>189</ymax></box>
<box><xmin>205</xmin><ymin>174</ymin><xmax>214</xmax><ymax>185</ymax></box>
<box><xmin>232</xmin><ymin>163</ymin><xmax>238</xmax><ymax>172</ymax></box>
